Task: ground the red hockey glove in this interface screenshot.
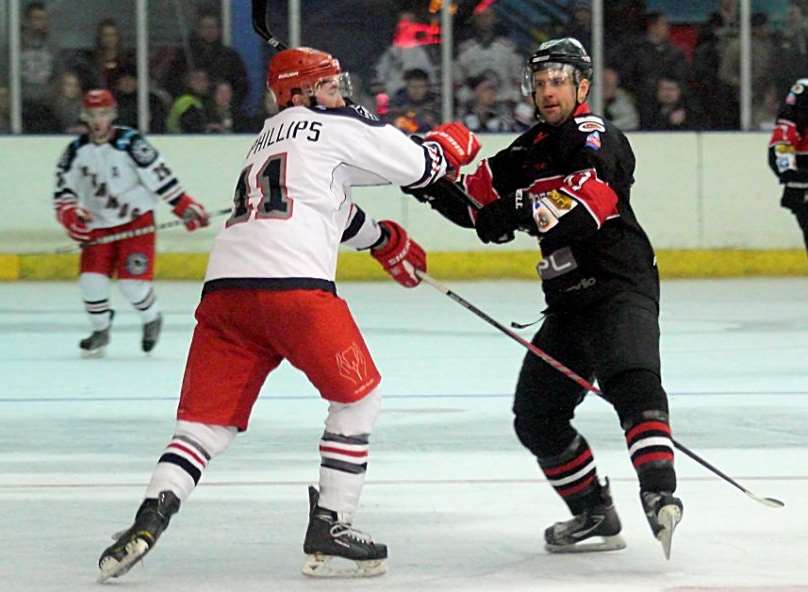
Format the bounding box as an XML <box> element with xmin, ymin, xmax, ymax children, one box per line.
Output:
<box><xmin>371</xmin><ymin>220</ymin><xmax>426</xmax><ymax>288</ymax></box>
<box><xmin>58</xmin><ymin>204</ymin><xmax>92</xmax><ymax>242</ymax></box>
<box><xmin>425</xmin><ymin>122</ymin><xmax>481</xmax><ymax>170</ymax></box>
<box><xmin>172</xmin><ymin>194</ymin><xmax>210</xmax><ymax>231</ymax></box>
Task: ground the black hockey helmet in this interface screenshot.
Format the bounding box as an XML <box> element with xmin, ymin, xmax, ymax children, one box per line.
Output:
<box><xmin>522</xmin><ymin>37</ymin><xmax>592</xmax><ymax>96</ymax></box>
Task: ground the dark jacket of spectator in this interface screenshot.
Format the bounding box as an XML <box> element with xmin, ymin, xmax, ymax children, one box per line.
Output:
<box><xmin>165</xmin><ymin>13</ymin><xmax>249</xmax><ymax>108</ymax></box>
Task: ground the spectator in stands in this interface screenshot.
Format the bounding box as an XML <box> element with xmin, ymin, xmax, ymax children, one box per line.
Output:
<box><xmin>773</xmin><ymin>1</ymin><xmax>808</xmax><ymax>100</ymax></box>
<box><xmin>753</xmin><ymin>82</ymin><xmax>780</xmax><ymax>131</ymax></box>
<box><xmin>205</xmin><ymin>80</ymin><xmax>249</xmax><ymax>134</ymax></box>
<box><xmin>167</xmin><ymin>68</ymin><xmax>210</xmax><ymax>134</ymax></box>
<box><xmin>692</xmin><ymin>12</ymin><xmax>738</xmax><ymax>129</ymax></box>
<box><xmin>374</xmin><ymin>12</ymin><xmax>437</xmax><ymax>99</ymax></box>
<box><xmin>110</xmin><ymin>64</ymin><xmax>167</xmax><ymax>133</ymax></box>
<box><xmin>458</xmin><ymin>73</ymin><xmax>516</xmax><ymax>133</ymax></box>
<box><xmin>75</xmin><ymin>19</ymin><xmax>134</xmax><ymax>90</ymax></box>
<box><xmin>455</xmin><ymin>8</ymin><xmax>523</xmax><ymax>107</ymax></box>
<box><xmin>715</xmin><ymin>0</ymin><xmax>739</xmax><ymax>34</ymax></box>
<box><xmin>620</xmin><ymin>12</ymin><xmax>690</xmax><ymax>118</ymax></box>
<box><xmin>564</xmin><ymin>1</ymin><xmax>593</xmax><ymax>54</ymax></box>
<box><xmin>0</xmin><ymin>85</ymin><xmax>10</xmax><ymax>134</ymax></box>
<box><xmin>51</xmin><ymin>70</ymin><xmax>86</xmax><ymax>134</ymax></box>
<box><xmin>720</xmin><ymin>12</ymin><xmax>775</xmax><ymax>126</ymax></box>
<box><xmin>602</xmin><ymin>67</ymin><xmax>639</xmax><ymax>131</ymax></box>
<box><xmin>165</xmin><ymin>10</ymin><xmax>249</xmax><ymax>109</ymax></box>
<box><xmin>20</xmin><ymin>2</ymin><xmax>62</xmax><ymax>107</ymax></box>
<box><xmin>641</xmin><ymin>75</ymin><xmax>705</xmax><ymax>131</ymax></box>
<box><xmin>385</xmin><ymin>68</ymin><xmax>440</xmax><ymax>134</ymax></box>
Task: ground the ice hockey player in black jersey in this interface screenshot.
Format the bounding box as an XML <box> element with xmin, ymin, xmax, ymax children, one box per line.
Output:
<box><xmin>409</xmin><ymin>37</ymin><xmax>683</xmax><ymax>559</ymax></box>
<box><xmin>768</xmin><ymin>78</ymin><xmax>808</xmax><ymax>256</ymax></box>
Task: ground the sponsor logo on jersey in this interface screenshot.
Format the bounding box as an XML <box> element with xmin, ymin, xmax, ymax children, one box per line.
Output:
<box><xmin>125</xmin><ymin>252</ymin><xmax>149</xmax><ymax>275</ymax></box>
<box><xmin>547</xmin><ymin>189</ymin><xmax>574</xmax><ymax>210</ymax></box>
<box><xmin>575</xmin><ymin>115</ymin><xmax>606</xmax><ymax>133</ymax></box>
<box><xmin>578</xmin><ymin>121</ymin><xmax>606</xmax><ymax>133</ymax></box>
<box><xmin>336</xmin><ymin>342</ymin><xmax>368</xmax><ymax>385</ymax></box>
<box><xmin>537</xmin><ymin>246</ymin><xmax>578</xmax><ymax>280</ymax></box>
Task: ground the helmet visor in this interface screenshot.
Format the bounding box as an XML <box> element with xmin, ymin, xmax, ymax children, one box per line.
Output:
<box><xmin>312</xmin><ymin>71</ymin><xmax>353</xmax><ymax>99</ymax></box>
<box><xmin>521</xmin><ymin>62</ymin><xmax>576</xmax><ymax>96</ymax></box>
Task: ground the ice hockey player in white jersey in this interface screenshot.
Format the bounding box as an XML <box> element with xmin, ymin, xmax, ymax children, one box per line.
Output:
<box><xmin>96</xmin><ymin>48</ymin><xmax>480</xmax><ymax>581</ymax></box>
<box><xmin>53</xmin><ymin>89</ymin><xmax>209</xmax><ymax>357</ymax></box>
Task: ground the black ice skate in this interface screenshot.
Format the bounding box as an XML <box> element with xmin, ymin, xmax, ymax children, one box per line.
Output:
<box><xmin>79</xmin><ymin>311</ymin><xmax>114</xmax><ymax>358</ymax></box>
<box><xmin>302</xmin><ymin>486</ymin><xmax>387</xmax><ymax>578</ymax></box>
<box><xmin>141</xmin><ymin>313</ymin><xmax>163</xmax><ymax>353</ymax></box>
<box><xmin>641</xmin><ymin>490</ymin><xmax>683</xmax><ymax>560</ymax></box>
<box><xmin>97</xmin><ymin>490</ymin><xmax>180</xmax><ymax>583</ymax></box>
<box><xmin>545</xmin><ymin>478</ymin><xmax>626</xmax><ymax>553</ymax></box>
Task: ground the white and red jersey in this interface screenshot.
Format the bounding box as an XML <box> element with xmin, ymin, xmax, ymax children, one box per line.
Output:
<box><xmin>204</xmin><ymin>104</ymin><xmax>448</xmax><ymax>287</ymax></box>
<box><xmin>53</xmin><ymin>127</ymin><xmax>185</xmax><ymax>229</ymax></box>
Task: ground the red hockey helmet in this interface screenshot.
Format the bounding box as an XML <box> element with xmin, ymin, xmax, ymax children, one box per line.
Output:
<box><xmin>266</xmin><ymin>47</ymin><xmax>346</xmax><ymax>108</ymax></box>
<box><xmin>83</xmin><ymin>89</ymin><xmax>117</xmax><ymax>110</ymax></box>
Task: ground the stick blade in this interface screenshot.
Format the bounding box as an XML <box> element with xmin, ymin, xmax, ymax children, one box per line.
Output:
<box><xmin>251</xmin><ymin>0</ymin><xmax>271</xmax><ymax>39</ymax></box>
<box><xmin>746</xmin><ymin>491</ymin><xmax>785</xmax><ymax>508</ymax></box>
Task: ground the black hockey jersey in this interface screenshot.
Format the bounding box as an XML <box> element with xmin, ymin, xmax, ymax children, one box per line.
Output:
<box><xmin>462</xmin><ymin>103</ymin><xmax>659</xmax><ymax>311</ymax></box>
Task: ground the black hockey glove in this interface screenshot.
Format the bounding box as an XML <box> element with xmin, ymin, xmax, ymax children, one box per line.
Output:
<box><xmin>781</xmin><ymin>185</ymin><xmax>808</xmax><ymax>211</ymax></box>
<box><xmin>474</xmin><ymin>191</ymin><xmax>534</xmax><ymax>244</ymax></box>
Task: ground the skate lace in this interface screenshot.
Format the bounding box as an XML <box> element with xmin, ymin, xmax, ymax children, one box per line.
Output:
<box><xmin>330</xmin><ymin>523</ymin><xmax>374</xmax><ymax>544</ymax></box>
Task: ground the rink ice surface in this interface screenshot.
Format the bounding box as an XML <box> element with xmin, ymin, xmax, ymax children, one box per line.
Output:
<box><xmin>1</xmin><ymin>278</ymin><xmax>807</xmax><ymax>592</ymax></box>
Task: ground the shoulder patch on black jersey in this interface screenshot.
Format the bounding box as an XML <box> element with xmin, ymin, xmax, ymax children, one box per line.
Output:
<box><xmin>574</xmin><ymin>115</ymin><xmax>606</xmax><ymax>133</ymax></box>
<box><xmin>309</xmin><ymin>104</ymin><xmax>386</xmax><ymax>127</ymax></box>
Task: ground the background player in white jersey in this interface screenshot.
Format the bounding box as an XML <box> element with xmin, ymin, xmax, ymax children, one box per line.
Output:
<box><xmin>53</xmin><ymin>89</ymin><xmax>210</xmax><ymax>357</ymax></box>
<box><xmin>97</xmin><ymin>48</ymin><xmax>479</xmax><ymax>580</ymax></box>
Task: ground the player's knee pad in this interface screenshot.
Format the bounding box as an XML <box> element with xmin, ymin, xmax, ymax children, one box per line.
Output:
<box><xmin>174</xmin><ymin>419</ymin><xmax>237</xmax><ymax>459</ymax></box>
<box><xmin>324</xmin><ymin>388</ymin><xmax>381</xmax><ymax>436</ymax></box>
<box><xmin>79</xmin><ymin>272</ymin><xmax>111</xmax><ymax>299</ymax></box>
<box><xmin>602</xmin><ymin>368</ymin><xmax>668</xmax><ymax>425</ymax></box>
<box><xmin>118</xmin><ymin>278</ymin><xmax>152</xmax><ymax>304</ymax></box>
<box><xmin>513</xmin><ymin>412</ymin><xmax>577</xmax><ymax>459</ymax></box>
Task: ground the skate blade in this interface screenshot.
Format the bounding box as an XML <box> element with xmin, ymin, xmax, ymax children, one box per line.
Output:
<box><xmin>97</xmin><ymin>540</ymin><xmax>149</xmax><ymax>583</ymax></box>
<box><xmin>546</xmin><ymin>534</ymin><xmax>626</xmax><ymax>554</ymax></box>
<box><xmin>81</xmin><ymin>347</ymin><xmax>106</xmax><ymax>359</ymax></box>
<box><xmin>302</xmin><ymin>554</ymin><xmax>386</xmax><ymax>578</ymax></box>
<box><xmin>656</xmin><ymin>505</ymin><xmax>682</xmax><ymax>560</ymax></box>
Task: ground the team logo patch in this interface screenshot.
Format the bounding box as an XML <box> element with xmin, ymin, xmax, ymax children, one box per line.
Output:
<box><xmin>336</xmin><ymin>342</ymin><xmax>368</xmax><ymax>385</ymax></box>
<box><xmin>585</xmin><ymin>131</ymin><xmax>602</xmax><ymax>150</ymax></box>
<box><xmin>125</xmin><ymin>253</ymin><xmax>149</xmax><ymax>275</ymax></box>
<box><xmin>130</xmin><ymin>137</ymin><xmax>158</xmax><ymax>166</ymax></box>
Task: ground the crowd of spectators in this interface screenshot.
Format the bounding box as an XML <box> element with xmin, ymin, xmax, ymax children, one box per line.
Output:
<box><xmin>3</xmin><ymin>1</ymin><xmax>808</xmax><ymax>135</ymax></box>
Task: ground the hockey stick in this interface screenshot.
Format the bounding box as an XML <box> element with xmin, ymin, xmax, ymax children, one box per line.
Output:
<box><xmin>415</xmin><ymin>270</ymin><xmax>786</xmax><ymax>509</ymax></box>
<box><xmin>252</xmin><ymin>0</ymin><xmax>288</xmax><ymax>50</ymax></box>
<box><xmin>44</xmin><ymin>208</ymin><xmax>232</xmax><ymax>255</ymax></box>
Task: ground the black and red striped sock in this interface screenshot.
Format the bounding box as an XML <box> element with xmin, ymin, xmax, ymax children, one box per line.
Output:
<box><xmin>539</xmin><ymin>434</ymin><xmax>601</xmax><ymax>515</ymax></box>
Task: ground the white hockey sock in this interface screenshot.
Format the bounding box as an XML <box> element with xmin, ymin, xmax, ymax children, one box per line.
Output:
<box><xmin>318</xmin><ymin>389</ymin><xmax>381</xmax><ymax>522</ymax></box>
<box><xmin>144</xmin><ymin>420</ymin><xmax>236</xmax><ymax>503</ymax></box>
<box><xmin>118</xmin><ymin>279</ymin><xmax>160</xmax><ymax>323</ymax></box>
<box><xmin>79</xmin><ymin>272</ymin><xmax>112</xmax><ymax>330</ymax></box>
